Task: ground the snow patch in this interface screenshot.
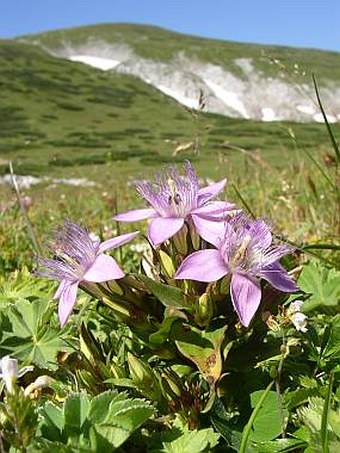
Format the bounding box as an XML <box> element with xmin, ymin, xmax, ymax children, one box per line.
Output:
<box><xmin>261</xmin><ymin>107</ymin><xmax>277</xmax><ymax>122</ymax></box>
<box><xmin>42</xmin><ymin>39</ymin><xmax>340</xmax><ymax>123</ymax></box>
<box><xmin>313</xmin><ymin>113</ymin><xmax>337</xmax><ymax>123</ymax></box>
<box><xmin>157</xmin><ymin>84</ymin><xmax>199</xmax><ymax>109</ymax></box>
<box><xmin>69</xmin><ymin>55</ymin><xmax>121</xmax><ymax>70</ymax></box>
<box><xmin>203</xmin><ymin>79</ymin><xmax>249</xmax><ymax>118</ymax></box>
<box><xmin>0</xmin><ymin>175</ymin><xmax>97</xmax><ymax>189</ymax></box>
<box><xmin>296</xmin><ymin>105</ymin><xmax>315</xmax><ymax>115</ymax></box>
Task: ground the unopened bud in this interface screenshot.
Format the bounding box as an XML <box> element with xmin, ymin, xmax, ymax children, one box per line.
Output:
<box><xmin>189</xmin><ymin>225</ymin><xmax>200</xmax><ymax>250</ymax></box>
<box><xmin>159</xmin><ymin>250</ymin><xmax>176</xmax><ymax>278</ymax></box>
<box><xmin>172</xmin><ymin>224</ymin><xmax>188</xmax><ymax>255</ymax></box>
<box><xmin>127</xmin><ymin>353</ymin><xmax>161</xmax><ymax>401</ymax></box>
<box><xmin>160</xmin><ymin>373</ymin><xmax>182</xmax><ymax>401</ymax></box>
<box><xmin>128</xmin><ymin>353</ymin><xmax>153</xmax><ymax>386</ymax></box>
<box><xmin>219</xmin><ymin>276</ymin><xmax>230</xmax><ymax>295</ymax></box>
<box><xmin>196</xmin><ymin>293</ymin><xmax>214</xmax><ymax>327</ymax></box>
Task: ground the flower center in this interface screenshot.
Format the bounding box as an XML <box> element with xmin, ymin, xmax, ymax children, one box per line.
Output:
<box><xmin>164</xmin><ymin>176</ymin><xmax>196</xmax><ymax>217</ymax></box>
<box><xmin>230</xmin><ymin>234</ymin><xmax>252</xmax><ymax>268</ymax></box>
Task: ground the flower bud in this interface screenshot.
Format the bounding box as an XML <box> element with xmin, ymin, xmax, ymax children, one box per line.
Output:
<box><xmin>172</xmin><ymin>224</ymin><xmax>188</xmax><ymax>255</ymax></box>
<box><xmin>189</xmin><ymin>224</ymin><xmax>200</xmax><ymax>250</ymax></box>
<box><xmin>218</xmin><ymin>276</ymin><xmax>231</xmax><ymax>295</ymax></box>
<box><xmin>196</xmin><ymin>293</ymin><xmax>214</xmax><ymax>327</ymax></box>
<box><xmin>160</xmin><ymin>373</ymin><xmax>182</xmax><ymax>401</ymax></box>
<box><xmin>127</xmin><ymin>353</ymin><xmax>161</xmax><ymax>401</ymax></box>
<box><xmin>158</xmin><ymin>250</ymin><xmax>176</xmax><ymax>278</ymax></box>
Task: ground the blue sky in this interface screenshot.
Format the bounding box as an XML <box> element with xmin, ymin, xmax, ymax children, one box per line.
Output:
<box><xmin>1</xmin><ymin>0</ymin><xmax>339</xmax><ymax>52</ymax></box>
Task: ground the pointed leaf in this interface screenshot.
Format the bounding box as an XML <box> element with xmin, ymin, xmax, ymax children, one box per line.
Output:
<box><xmin>138</xmin><ymin>275</ymin><xmax>189</xmax><ymax>310</ymax></box>
<box><xmin>172</xmin><ymin>324</ymin><xmax>226</xmax><ymax>384</ymax></box>
<box><xmin>63</xmin><ymin>393</ymin><xmax>90</xmax><ymax>437</ymax></box>
<box><xmin>248</xmin><ymin>389</ymin><xmax>287</xmax><ymax>443</ymax></box>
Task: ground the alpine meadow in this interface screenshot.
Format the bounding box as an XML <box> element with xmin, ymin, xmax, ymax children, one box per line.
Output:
<box><xmin>0</xmin><ymin>24</ymin><xmax>340</xmax><ymax>452</ymax></box>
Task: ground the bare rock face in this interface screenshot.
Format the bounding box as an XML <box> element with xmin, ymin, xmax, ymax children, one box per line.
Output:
<box><xmin>49</xmin><ymin>39</ymin><xmax>340</xmax><ymax>123</ymax></box>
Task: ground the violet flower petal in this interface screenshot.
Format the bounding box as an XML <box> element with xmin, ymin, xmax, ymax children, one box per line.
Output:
<box><xmin>197</xmin><ymin>178</ymin><xmax>227</xmax><ymax>202</ymax></box>
<box><xmin>53</xmin><ymin>279</ymin><xmax>69</xmax><ymax>300</ymax></box>
<box><xmin>261</xmin><ymin>262</ymin><xmax>299</xmax><ymax>293</ymax></box>
<box><xmin>114</xmin><ymin>208</ymin><xmax>157</xmax><ymax>222</ymax></box>
<box><xmin>230</xmin><ymin>273</ymin><xmax>262</xmax><ymax>327</ymax></box>
<box><xmin>148</xmin><ymin>217</ymin><xmax>184</xmax><ymax>246</ymax></box>
<box><xmin>83</xmin><ymin>254</ymin><xmax>124</xmax><ymax>282</ymax></box>
<box><xmin>191</xmin><ymin>201</ymin><xmax>235</xmax><ymax>217</ymax></box>
<box><xmin>191</xmin><ymin>215</ymin><xmax>226</xmax><ymax>247</ymax></box>
<box><xmin>175</xmin><ymin>249</ymin><xmax>228</xmax><ymax>282</ymax></box>
<box><xmin>247</xmin><ymin>219</ymin><xmax>272</xmax><ymax>249</ymax></box>
<box><xmin>99</xmin><ymin>231</ymin><xmax>139</xmax><ymax>253</ymax></box>
<box><xmin>57</xmin><ymin>281</ymin><xmax>79</xmax><ymax>327</ymax></box>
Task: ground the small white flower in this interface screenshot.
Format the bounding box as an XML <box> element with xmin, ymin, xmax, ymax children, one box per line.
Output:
<box><xmin>287</xmin><ymin>300</ymin><xmax>308</xmax><ymax>333</ymax></box>
<box><xmin>0</xmin><ymin>356</ymin><xmax>34</xmax><ymax>393</ymax></box>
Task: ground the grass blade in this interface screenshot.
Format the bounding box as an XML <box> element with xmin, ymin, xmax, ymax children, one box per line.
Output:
<box><xmin>312</xmin><ymin>74</ymin><xmax>340</xmax><ymax>164</ymax></box>
<box><xmin>9</xmin><ymin>161</ymin><xmax>43</xmax><ymax>256</ymax></box>
<box><xmin>321</xmin><ymin>371</ymin><xmax>334</xmax><ymax>453</ymax></box>
<box><xmin>231</xmin><ymin>183</ymin><xmax>256</xmax><ymax>218</ymax></box>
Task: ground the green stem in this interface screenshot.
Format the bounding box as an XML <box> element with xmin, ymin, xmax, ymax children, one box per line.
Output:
<box><xmin>9</xmin><ymin>161</ymin><xmax>43</xmax><ymax>256</ymax></box>
<box><xmin>239</xmin><ymin>380</ymin><xmax>274</xmax><ymax>453</ymax></box>
<box><xmin>275</xmin><ymin>332</ymin><xmax>287</xmax><ymax>438</ymax></box>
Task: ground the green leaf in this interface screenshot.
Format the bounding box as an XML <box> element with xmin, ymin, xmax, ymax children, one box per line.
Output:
<box><xmin>0</xmin><ymin>298</ymin><xmax>67</xmax><ymax>370</ymax></box>
<box><xmin>240</xmin><ymin>381</ymin><xmax>275</xmax><ymax>453</ymax></box>
<box><xmin>285</xmin><ymin>386</ymin><xmax>321</xmax><ymax>411</ymax></box>
<box><xmin>172</xmin><ymin>324</ymin><xmax>226</xmax><ymax>385</ymax></box>
<box><xmin>88</xmin><ymin>390</ymin><xmax>119</xmax><ymax>424</ymax></box>
<box><xmin>248</xmin><ymin>390</ymin><xmax>287</xmax><ymax>442</ymax></box>
<box><xmin>138</xmin><ymin>275</ymin><xmax>189</xmax><ymax>310</ymax></box>
<box><xmin>299</xmin><ymin>262</ymin><xmax>340</xmax><ymax>312</ymax></box>
<box><xmin>7</xmin><ymin>298</ymin><xmax>51</xmax><ymax>337</ymax></box>
<box><xmin>149</xmin><ymin>316</ymin><xmax>182</xmax><ymax>344</ymax></box>
<box><xmin>39</xmin><ymin>401</ymin><xmax>64</xmax><ymax>442</ymax></box>
<box><xmin>63</xmin><ymin>393</ymin><xmax>90</xmax><ymax>437</ymax></box>
<box><xmin>321</xmin><ymin>372</ymin><xmax>334</xmax><ymax>453</ymax></box>
<box><xmin>29</xmin><ymin>438</ymin><xmax>74</xmax><ymax>452</ymax></box>
<box><xmin>210</xmin><ymin>398</ymin><xmax>240</xmax><ymax>450</ymax></box>
<box><xmin>160</xmin><ymin>428</ymin><xmax>220</xmax><ymax>453</ymax></box>
<box><xmin>250</xmin><ymin>438</ymin><xmax>307</xmax><ymax>452</ymax></box>
<box><xmin>94</xmin><ymin>395</ymin><xmax>153</xmax><ymax>449</ymax></box>
<box><xmin>104</xmin><ymin>378</ymin><xmax>136</xmax><ymax>388</ymax></box>
<box><xmin>0</xmin><ymin>267</ymin><xmax>51</xmax><ymax>309</ymax></box>
<box><xmin>297</xmin><ymin>397</ymin><xmax>340</xmax><ymax>452</ymax></box>
<box><xmin>321</xmin><ymin>315</ymin><xmax>340</xmax><ymax>361</ymax></box>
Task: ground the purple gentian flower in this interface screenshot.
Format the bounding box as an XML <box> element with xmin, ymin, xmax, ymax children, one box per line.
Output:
<box><xmin>39</xmin><ymin>220</ymin><xmax>138</xmax><ymax>326</ymax></box>
<box><xmin>114</xmin><ymin>161</ymin><xmax>234</xmax><ymax>246</ymax></box>
<box><xmin>175</xmin><ymin>218</ymin><xmax>299</xmax><ymax>327</ymax></box>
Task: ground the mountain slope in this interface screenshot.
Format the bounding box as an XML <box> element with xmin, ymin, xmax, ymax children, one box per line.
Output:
<box><xmin>0</xmin><ymin>38</ymin><xmax>201</xmax><ymax>174</ymax></box>
<box><xmin>0</xmin><ymin>32</ymin><xmax>339</xmax><ymax>185</ymax></box>
<box><xmin>20</xmin><ymin>23</ymin><xmax>340</xmax><ymax>122</ymax></box>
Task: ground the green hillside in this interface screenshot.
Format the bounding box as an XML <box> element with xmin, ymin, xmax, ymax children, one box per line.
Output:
<box><xmin>0</xmin><ymin>36</ymin><xmax>338</xmax><ymax>178</ymax></box>
<box><xmin>0</xmin><ymin>25</ymin><xmax>339</xmax><ymax>236</ymax></box>
<box><xmin>20</xmin><ymin>23</ymin><xmax>340</xmax><ymax>82</ymax></box>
